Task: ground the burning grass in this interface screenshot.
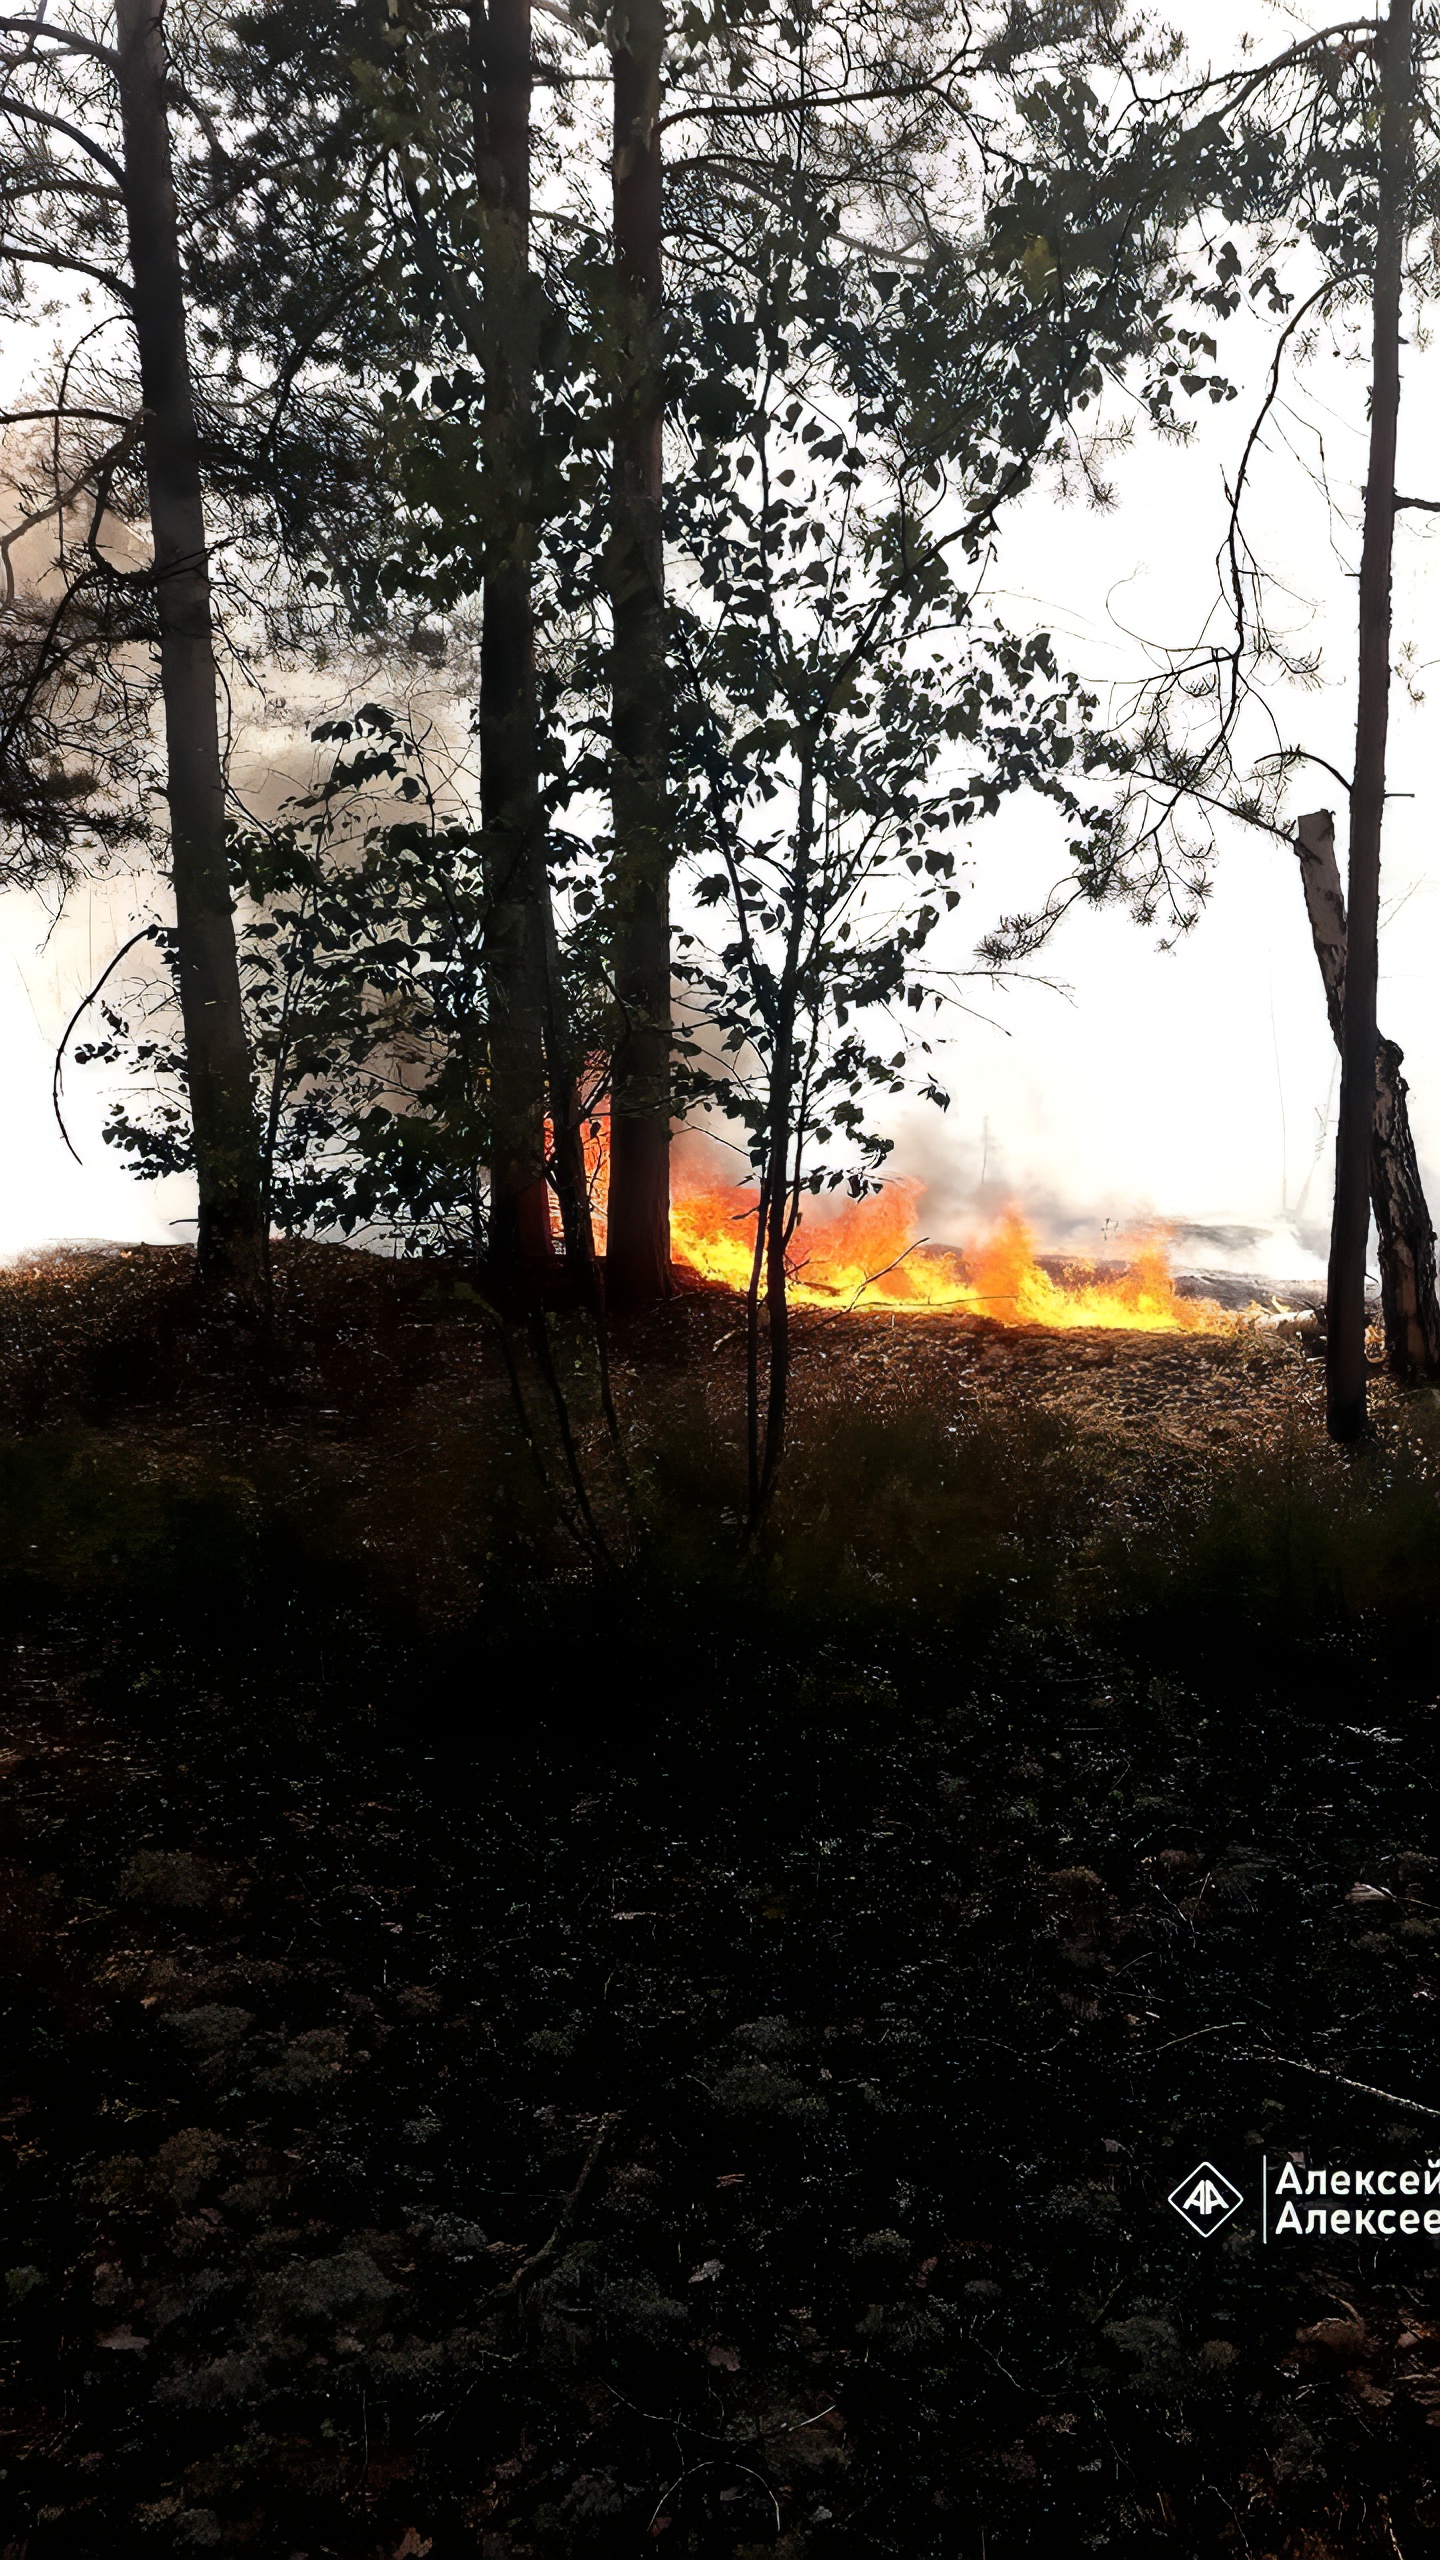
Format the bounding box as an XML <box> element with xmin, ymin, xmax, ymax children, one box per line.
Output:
<box><xmin>671</xmin><ymin>1180</ymin><xmax>1241</xmax><ymax>1332</ymax></box>
<box><xmin>581</xmin><ymin>1118</ymin><xmax>1245</xmax><ymax>1333</ymax></box>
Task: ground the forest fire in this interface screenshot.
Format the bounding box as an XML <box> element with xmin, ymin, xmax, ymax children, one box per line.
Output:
<box><xmin>578</xmin><ymin>1115</ymin><xmax>1233</xmax><ymax>1332</ymax></box>
<box><xmin>667</xmin><ymin>1178</ymin><xmax>1234</xmax><ymax>1331</ymax></box>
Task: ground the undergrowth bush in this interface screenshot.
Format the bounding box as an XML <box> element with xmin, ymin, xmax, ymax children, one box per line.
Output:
<box><xmin>2</xmin><ymin>1366</ymin><xmax>1439</xmax><ymax>1673</ymax></box>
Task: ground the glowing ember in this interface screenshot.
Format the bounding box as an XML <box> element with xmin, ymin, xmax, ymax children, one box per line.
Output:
<box><xmin>669</xmin><ymin>1177</ymin><xmax>1235</xmax><ymax>1334</ymax></box>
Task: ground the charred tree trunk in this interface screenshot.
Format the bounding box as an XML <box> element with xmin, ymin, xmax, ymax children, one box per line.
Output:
<box><xmin>471</xmin><ymin>0</ymin><xmax>554</xmax><ymax>1294</ymax></box>
<box><xmin>606</xmin><ymin>0</ymin><xmax>671</xmax><ymax>1313</ymax></box>
<box><xmin>1296</xmin><ymin>810</ymin><xmax>1440</xmax><ymax>1380</ymax></box>
<box><xmin>114</xmin><ymin>0</ymin><xmax>265</xmax><ymax>1308</ymax></box>
<box><xmin>1326</xmin><ymin>0</ymin><xmax>1412</xmax><ymax>1440</ymax></box>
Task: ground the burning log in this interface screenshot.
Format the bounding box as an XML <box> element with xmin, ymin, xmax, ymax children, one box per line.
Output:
<box><xmin>1295</xmin><ymin>809</ymin><xmax>1440</xmax><ymax>1382</ymax></box>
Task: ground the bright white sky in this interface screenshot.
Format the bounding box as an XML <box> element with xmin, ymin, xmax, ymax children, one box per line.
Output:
<box><xmin>0</xmin><ymin>0</ymin><xmax>1424</xmax><ymax>1281</ymax></box>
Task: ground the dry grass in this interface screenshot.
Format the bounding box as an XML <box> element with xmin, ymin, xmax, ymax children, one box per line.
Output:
<box><xmin>0</xmin><ymin>1241</ymin><xmax>1430</xmax><ymax>1643</ymax></box>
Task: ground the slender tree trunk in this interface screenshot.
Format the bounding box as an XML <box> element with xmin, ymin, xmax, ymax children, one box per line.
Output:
<box><xmin>757</xmin><ymin>1072</ymin><xmax>794</xmax><ymax>1516</ymax></box>
<box><xmin>744</xmin><ymin>1165</ymin><xmax>769</xmax><ymax>1517</ymax></box>
<box><xmin>748</xmin><ymin>756</ymin><xmax>816</xmax><ymax>1534</ymax></box>
<box><xmin>607</xmin><ymin>0</ymin><xmax>671</xmax><ymax>1312</ymax></box>
<box><xmin>1296</xmin><ymin>811</ymin><xmax>1440</xmax><ymax>1380</ymax></box>
<box><xmin>114</xmin><ymin>0</ymin><xmax>265</xmax><ymax>1307</ymax></box>
<box><xmin>471</xmin><ymin>0</ymin><xmax>554</xmax><ymax>1294</ymax></box>
<box><xmin>1326</xmin><ymin>0</ymin><xmax>1412</xmax><ymax>1441</ymax></box>
<box><xmin>538</xmin><ymin>894</ymin><xmax>595</xmax><ymax>1276</ymax></box>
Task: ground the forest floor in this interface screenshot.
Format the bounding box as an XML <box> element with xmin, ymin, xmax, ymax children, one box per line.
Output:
<box><xmin>0</xmin><ymin>1240</ymin><xmax>1361</xmax><ymax>1606</ymax></box>
<box><xmin>3</xmin><ymin>1246</ymin><xmax>1440</xmax><ymax>2560</ymax></box>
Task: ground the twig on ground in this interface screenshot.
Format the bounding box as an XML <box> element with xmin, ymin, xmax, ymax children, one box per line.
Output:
<box><xmin>492</xmin><ymin>2111</ymin><xmax>622</xmax><ymax>2302</ymax></box>
<box><xmin>1243</xmin><ymin>2048</ymin><xmax>1440</xmax><ymax>2121</ymax></box>
<box><xmin>647</xmin><ymin>2459</ymin><xmax>782</xmax><ymax>2539</ymax></box>
<box><xmin>1150</xmin><ymin>2019</ymin><xmax>1247</xmax><ymax>2055</ymax></box>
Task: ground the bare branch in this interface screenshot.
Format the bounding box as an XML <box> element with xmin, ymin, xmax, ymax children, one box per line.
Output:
<box><xmin>0</xmin><ymin>238</ymin><xmax>134</xmax><ymax>300</ymax></box>
<box><xmin>658</xmin><ymin>49</ymin><xmax>986</xmax><ymax>132</ymax></box>
<box><xmin>0</xmin><ymin>95</ymin><xmax>126</xmax><ymax>183</ymax></box>
<box><xmin>52</xmin><ymin>924</ymin><xmax>158</xmax><ymax>1164</ymax></box>
<box><xmin>1</xmin><ymin>405</ymin><xmax>132</xmax><ymax>427</ymax></box>
<box><xmin>0</xmin><ymin>419</ymin><xmax>141</xmax><ymax>606</ymax></box>
<box><xmin>0</xmin><ymin>17</ymin><xmax>121</xmax><ymax>70</ymax></box>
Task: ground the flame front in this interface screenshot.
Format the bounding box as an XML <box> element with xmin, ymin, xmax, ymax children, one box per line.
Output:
<box><xmin>669</xmin><ymin>1176</ymin><xmax>1234</xmax><ymax>1334</ymax></box>
<box><xmin>573</xmin><ymin>1115</ymin><xmax>1234</xmax><ymax>1334</ymax></box>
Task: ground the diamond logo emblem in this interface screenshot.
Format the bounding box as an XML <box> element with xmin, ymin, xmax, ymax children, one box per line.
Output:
<box><xmin>1168</xmin><ymin>2161</ymin><xmax>1243</xmax><ymax>2238</ymax></box>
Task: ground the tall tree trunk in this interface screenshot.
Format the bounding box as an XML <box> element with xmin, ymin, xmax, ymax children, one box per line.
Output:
<box><xmin>1326</xmin><ymin>0</ymin><xmax>1412</xmax><ymax>1441</ymax></box>
<box><xmin>471</xmin><ymin>0</ymin><xmax>554</xmax><ymax>1294</ymax></box>
<box><xmin>114</xmin><ymin>0</ymin><xmax>265</xmax><ymax>1308</ymax></box>
<box><xmin>607</xmin><ymin>0</ymin><xmax>671</xmax><ymax>1313</ymax></box>
<box><xmin>1296</xmin><ymin>811</ymin><xmax>1440</xmax><ymax>1381</ymax></box>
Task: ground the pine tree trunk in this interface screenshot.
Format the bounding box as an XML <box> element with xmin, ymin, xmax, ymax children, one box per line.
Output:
<box><xmin>1297</xmin><ymin>810</ymin><xmax>1440</xmax><ymax>1381</ymax></box>
<box><xmin>1373</xmin><ymin>1036</ymin><xmax>1440</xmax><ymax>1377</ymax></box>
<box><xmin>113</xmin><ymin>0</ymin><xmax>265</xmax><ymax>1308</ymax></box>
<box><xmin>1326</xmin><ymin>0</ymin><xmax>1412</xmax><ymax>1440</ymax></box>
<box><xmin>472</xmin><ymin>0</ymin><xmax>554</xmax><ymax>1293</ymax></box>
<box><xmin>607</xmin><ymin>0</ymin><xmax>671</xmax><ymax>1313</ymax></box>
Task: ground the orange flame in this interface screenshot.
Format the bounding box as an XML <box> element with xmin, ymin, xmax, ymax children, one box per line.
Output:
<box><xmin>669</xmin><ymin>1176</ymin><xmax>1232</xmax><ymax>1332</ymax></box>
<box><xmin>575</xmin><ymin>1113</ymin><xmax>1234</xmax><ymax>1333</ymax></box>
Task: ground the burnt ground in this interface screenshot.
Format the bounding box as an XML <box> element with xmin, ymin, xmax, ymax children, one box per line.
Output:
<box><xmin>2</xmin><ymin>1246</ymin><xmax>1440</xmax><ymax>2560</ymax></box>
